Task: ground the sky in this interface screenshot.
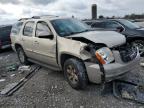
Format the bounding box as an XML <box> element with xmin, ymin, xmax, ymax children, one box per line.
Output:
<box><xmin>0</xmin><ymin>0</ymin><xmax>144</xmax><ymax>25</ymax></box>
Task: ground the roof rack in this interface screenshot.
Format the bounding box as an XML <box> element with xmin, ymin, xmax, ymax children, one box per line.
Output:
<box><xmin>18</xmin><ymin>18</ymin><xmax>31</xmax><ymax>21</ymax></box>
<box><xmin>31</xmin><ymin>16</ymin><xmax>41</xmax><ymax>19</ymax></box>
<box><xmin>32</xmin><ymin>15</ymin><xmax>59</xmax><ymax>19</ymax></box>
<box><xmin>18</xmin><ymin>15</ymin><xmax>59</xmax><ymax>21</ymax></box>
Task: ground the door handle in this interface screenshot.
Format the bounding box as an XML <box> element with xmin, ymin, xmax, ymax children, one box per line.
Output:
<box><xmin>21</xmin><ymin>38</ymin><xmax>25</xmax><ymax>41</ymax></box>
<box><xmin>34</xmin><ymin>41</ymin><xmax>39</xmax><ymax>44</ymax></box>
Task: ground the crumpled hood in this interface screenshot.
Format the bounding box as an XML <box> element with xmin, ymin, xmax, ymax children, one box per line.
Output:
<box><xmin>67</xmin><ymin>31</ymin><xmax>126</xmax><ymax>48</ymax></box>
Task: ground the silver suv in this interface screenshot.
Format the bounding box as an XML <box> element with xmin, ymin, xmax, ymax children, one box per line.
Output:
<box><xmin>10</xmin><ymin>16</ymin><xmax>140</xmax><ymax>89</ymax></box>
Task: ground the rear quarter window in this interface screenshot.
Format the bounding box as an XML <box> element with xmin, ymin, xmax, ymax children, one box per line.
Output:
<box><xmin>11</xmin><ymin>22</ymin><xmax>23</xmax><ymax>35</ymax></box>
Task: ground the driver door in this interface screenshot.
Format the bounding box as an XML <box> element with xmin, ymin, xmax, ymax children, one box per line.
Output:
<box><xmin>32</xmin><ymin>21</ymin><xmax>58</xmax><ymax>66</ymax></box>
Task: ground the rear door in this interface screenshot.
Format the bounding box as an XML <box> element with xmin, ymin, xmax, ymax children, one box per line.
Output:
<box><xmin>21</xmin><ymin>21</ymin><xmax>35</xmax><ymax>58</ymax></box>
<box><xmin>32</xmin><ymin>21</ymin><xmax>58</xmax><ymax>66</ymax></box>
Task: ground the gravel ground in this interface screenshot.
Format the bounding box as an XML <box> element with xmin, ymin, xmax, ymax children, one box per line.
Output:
<box><xmin>0</xmin><ymin>49</ymin><xmax>144</xmax><ymax>108</ymax></box>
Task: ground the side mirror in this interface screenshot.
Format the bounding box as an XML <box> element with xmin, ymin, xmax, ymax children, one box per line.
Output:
<box><xmin>37</xmin><ymin>31</ymin><xmax>53</xmax><ymax>39</ymax></box>
<box><xmin>116</xmin><ymin>26</ymin><xmax>124</xmax><ymax>32</ymax></box>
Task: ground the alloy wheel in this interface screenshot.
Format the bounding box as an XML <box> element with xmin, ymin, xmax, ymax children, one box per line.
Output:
<box><xmin>66</xmin><ymin>65</ymin><xmax>79</xmax><ymax>85</ymax></box>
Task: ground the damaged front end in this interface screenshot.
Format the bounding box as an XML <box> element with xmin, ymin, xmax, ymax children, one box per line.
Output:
<box><xmin>60</xmin><ymin>30</ymin><xmax>140</xmax><ymax>84</ymax></box>
<box><xmin>81</xmin><ymin>43</ymin><xmax>140</xmax><ymax>84</ymax></box>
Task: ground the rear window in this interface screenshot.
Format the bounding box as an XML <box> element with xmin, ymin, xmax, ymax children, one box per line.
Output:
<box><xmin>11</xmin><ymin>22</ymin><xmax>23</xmax><ymax>35</ymax></box>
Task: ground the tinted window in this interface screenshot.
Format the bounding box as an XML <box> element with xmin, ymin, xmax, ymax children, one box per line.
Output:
<box><xmin>11</xmin><ymin>22</ymin><xmax>23</xmax><ymax>35</ymax></box>
<box><xmin>85</xmin><ymin>22</ymin><xmax>93</xmax><ymax>25</ymax></box>
<box><xmin>23</xmin><ymin>21</ymin><xmax>34</xmax><ymax>36</ymax></box>
<box><xmin>119</xmin><ymin>19</ymin><xmax>140</xmax><ymax>29</ymax></box>
<box><xmin>36</xmin><ymin>21</ymin><xmax>51</xmax><ymax>37</ymax></box>
<box><xmin>0</xmin><ymin>26</ymin><xmax>12</xmax><ymax>38</ymax></box>
<box><xmin>91</xmin><ymin>22</ymin><xmax>105</xmax><ymax>28</ymax></box>
<box><xmin>105</xmin><ymin>21</ymin><xmax>120</xmax><ymax>28</ymax></box>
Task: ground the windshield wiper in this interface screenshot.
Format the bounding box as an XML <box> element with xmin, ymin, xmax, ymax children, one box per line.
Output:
<box><xmin>62</xmin><ymin>32</ymin><xmax>77</xmax><ymax>36</ymax></box>
<box><xmin>73</xmin><ymin>29</ymin><xmax>91</xmax><ymax>34</ymax></box>
<box><xmin>76</xmin><ymin>29</ymin><xmax>89</xmax><ymax>33</ymax></box>
<box><xmin>62</xmin><ymin>29</ymin><xmax>90</xmax><ymax>37</ymax></box>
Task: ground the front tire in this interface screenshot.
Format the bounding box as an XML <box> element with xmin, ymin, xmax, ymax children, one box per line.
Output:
<box><xmin>16</xmin><ymin>47</ymin><xmax>29</xmax><ymax>65</ymax></box>
<box><xmin>63</xmin><ymin>58</ymin><xmax>88</xmax><ymax>90</ymax></box>
<box><xmin>132</xmin><ymin>40</ymin><xmax>144</xmax><ymax>57</ymax></box>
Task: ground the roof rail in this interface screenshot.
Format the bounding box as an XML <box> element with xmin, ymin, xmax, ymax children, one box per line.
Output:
<box><xmin>32</xmin><ymin>15</ymin><xmax>58</xmax><ymax>19</ymax></box>
<box><xmin>18</xmin><ymin>18</ymin><xmax>31</xmax><ymax>21</ymax></box>
<box><xmin>31</xmin><ymin>16</ymin><xmax>40</xmax><ymax>19</ymax></box>
<box><xmin>19</xmin><ymin>15</ymin><xmax>59</xmax><ymax>21</ymax></box>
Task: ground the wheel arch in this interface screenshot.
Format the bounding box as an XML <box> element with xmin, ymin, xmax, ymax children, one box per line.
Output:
<box><xmin>15</xmin><ymin>43</ymin><xmax>23</xmax><ymax>50</ymax></box>
<box><xmin>59</xmin><ymin>53</ymin><xmax>83</xmax><ymax>69</ymax></box>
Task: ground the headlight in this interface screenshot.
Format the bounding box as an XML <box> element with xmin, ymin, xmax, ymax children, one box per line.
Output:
<box><xmin>95</xmin><ymin>47</ymin><xmax>114</xmax><ymax>64</ymax></box>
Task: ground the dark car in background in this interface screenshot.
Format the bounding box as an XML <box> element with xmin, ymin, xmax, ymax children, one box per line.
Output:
<box><xmin>0</xmin><ymin>25</ymin><xmax>12</xmax><ymax>50</ymax></box>
<box><xmin>84</xmin><ymin>19</ymin><xmax>144</xmax><ymax>56</ymax></box>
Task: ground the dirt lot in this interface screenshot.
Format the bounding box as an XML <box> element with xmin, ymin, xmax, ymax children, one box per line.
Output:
<box><xmin>0</xmin><ymin>49</ymin><xmax>144</xmax><ymax>108</ymax></box>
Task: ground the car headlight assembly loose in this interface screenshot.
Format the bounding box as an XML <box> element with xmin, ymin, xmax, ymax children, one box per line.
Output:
<box><xmin>95</xmin><ymin>47</ymin><xmax>115</xmax><ymax>64</ymax></box>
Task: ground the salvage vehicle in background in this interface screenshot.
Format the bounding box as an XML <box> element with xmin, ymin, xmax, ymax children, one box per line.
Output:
<box><xmin>10</xmin><ymin>16</ymin><xmax>140</xmax><ymax>89</ymax></box>
<box><xmin>0</xmin><ymin>25</ymin><xmax>12</xmax><ymax>50</ymax></box>
<box><xmin>84</xmin><ymin>19</ymin><xmax>144</xmax><ymax>56</ymax></box>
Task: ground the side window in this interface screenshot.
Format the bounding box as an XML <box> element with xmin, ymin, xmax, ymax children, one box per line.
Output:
<box><xmin>11</xmin><ymin>22</ymin><xmax>23</xmax><ymax>35</ymax></box>
<box><xmin>36</xmin><ymin>21</ymin><xmax>51</xmax><ymax>37</ymax></box>
<box><xmin>105</xmin><ymin>21</ymin><xmax>120</xmax><ymax>29</ymax></box>
<box><xmin>23</xmin><ymin>21</ymin><xmax>34</xmax><ymax>36</ymax></box>
<box><xmin>85</xmin><ymin>22</ymin><xmax>93</xmax><ymax>26</ymax></box>
<box><xmin>91</xmin><ymin>22</ymin><xmax>104</xmax><ymax>28</ymax></box>
<box><xmin>91</xmin><ymin>22</ymin><xmax>99</xmax><ymax>28</ymax></box>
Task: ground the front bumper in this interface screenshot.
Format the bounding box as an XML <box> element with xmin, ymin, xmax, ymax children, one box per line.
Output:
<box><xmin>0</xmin><ymin>44</ymin><xmax>11</xmax><ymax>50</ymax></box>
<box><xmin>84</xmin><ymin>50</ymin><xmax>140</xmax><ymax>84</ymax></box>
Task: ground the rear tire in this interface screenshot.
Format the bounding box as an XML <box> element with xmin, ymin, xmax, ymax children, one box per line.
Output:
<box><xmin>16</xmin><ymin>47</ymin><xmax>29</xmax><ymax>65</ymax></box>
<box><xmin>132</xmin><ymin>40</ymin><xmax>144</xmax><ymax>57</ymax></box>
<box><xmin>63</xmin><ymin>58</ymin><xmax>88</xmax><ymax>90</ymax></box>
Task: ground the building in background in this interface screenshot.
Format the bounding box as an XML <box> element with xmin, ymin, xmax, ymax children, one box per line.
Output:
<box><xmin>92</xmin><ymin>4</ymin><xmax>97</xmax><ymax>19</ymax></box>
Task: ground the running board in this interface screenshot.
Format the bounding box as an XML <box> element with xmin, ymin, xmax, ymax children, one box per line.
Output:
<box><xmin>28</xmin><ymin>58</ymin><xmax>61</xmax><ymax>71</ymax></box>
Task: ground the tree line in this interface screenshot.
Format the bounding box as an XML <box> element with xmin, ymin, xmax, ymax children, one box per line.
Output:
<box><xmin>99</xmin><ymin>13</ymin><xmax>144</xmax><ymax>19</ymax></box>
<box><xmin>124</xmin><ymin>14</ymin><xmax>144</xmax><ymax>19</ymax></box>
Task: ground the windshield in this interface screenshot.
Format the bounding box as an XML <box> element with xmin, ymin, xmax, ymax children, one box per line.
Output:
<box><xmin>51</xmin><ymin>18</ymin><xmax>90</xmax><ymax>37</ymax></box>
<box><xmin>119</xmin><ymin>19</ymin><xmax>140</xmax><ymax>29</ymax></box>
